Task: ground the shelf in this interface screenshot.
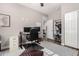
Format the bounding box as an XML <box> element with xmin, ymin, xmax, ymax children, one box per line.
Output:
<box><xmin>53</xmin><ymin>19</ymin><xmax>61</xmax><ymax>44</ymax></box>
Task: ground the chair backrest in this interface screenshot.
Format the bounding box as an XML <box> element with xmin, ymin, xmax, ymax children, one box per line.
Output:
<box><xmin>30</xmin><ymin>28</ymin><xmax>38</xmax><ymax>41</ymax></box>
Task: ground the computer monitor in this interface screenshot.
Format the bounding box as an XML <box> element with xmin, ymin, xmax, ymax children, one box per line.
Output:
<box><xmin>24</xmin><ymin>27</ymin><xmax>31</xmax><ymax>32</ymax></box>
<box><xmin>34</xmin><ymin>27</ymin><xmax>40</xmax><ymax>32</ymax></box>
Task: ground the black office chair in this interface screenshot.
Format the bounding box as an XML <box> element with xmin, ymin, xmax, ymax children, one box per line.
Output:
<box><xmin>30</xmin><ymin>29</ymin><xmax>38</xmax><ymax>41</ymax></box>
<box><xmin>24</xmin><ymin>28</ymin><xmax>40</xmax><ymax>49</ymax></box>
<box><xmin>19</xmin><ymin>32</ymin><xmax>23</xmax><ymax>49</ymax></box>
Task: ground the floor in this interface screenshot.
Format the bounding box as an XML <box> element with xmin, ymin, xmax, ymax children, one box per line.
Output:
<box><xmin>0</xmin><ymin>40</ymin><xmax>78</xmax><ymax>56</ymax></box>
<box><xmin>40</xmin><ymin>40</ymin><xmax>78</xmax><ymax>56</ymax></box>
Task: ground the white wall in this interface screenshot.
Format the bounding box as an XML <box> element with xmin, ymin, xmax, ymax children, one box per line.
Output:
<box><xmin>61</xmin><ymin>3</ymin><xmax>79</xmax><ymax>45</ymax></box>
<box><xmin>48</xmin><ymin>7</ymin><xmax>61</xmax><ymax>20</ymax></box>
<box><xmin>0</xmin><ymin>3</ymin><xmax>46</xmax><ymax>49</ymax></box>
<box><xmin>46</xmin><ymin>20</ymin><xmax>53</xmax><ymax>40</ymax></box>
<box><xmin>47</xmin><ymin>6</ymin><xmax>61</xmax><ymax>40</ymax></box>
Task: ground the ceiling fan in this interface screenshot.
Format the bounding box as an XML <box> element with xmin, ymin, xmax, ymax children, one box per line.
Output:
<box><xmin>40</xmin><ymin>3</ymin><xmax>44</xmax><ymax>7</ymax></box>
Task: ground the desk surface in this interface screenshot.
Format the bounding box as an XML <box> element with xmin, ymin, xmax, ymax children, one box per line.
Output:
<box><xmin>22</xmin><ymin>32</ymin><xmax>40</xmax><ymax>34</ymax></box>
<box><xmin>22</xmin><ymin>32</ymin><xmax>30</xmax><ymax>34</ymax></box>
<box><xmin>21</xmin><ymin>32</ymin><xmax>41</xmax><ymax>38</ymax></box>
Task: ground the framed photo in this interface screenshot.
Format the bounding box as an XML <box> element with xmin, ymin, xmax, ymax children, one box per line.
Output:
<box><xmin>0</xmin><ymin>13</ymin><xmax>10</xmax><ymax>27</ymax></box>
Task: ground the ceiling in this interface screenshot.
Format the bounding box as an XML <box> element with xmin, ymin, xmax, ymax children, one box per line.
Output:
<box><xmin>20</xmin><ymin>3</ymin><xmax>61</xmax><ymax>15</ymax></box>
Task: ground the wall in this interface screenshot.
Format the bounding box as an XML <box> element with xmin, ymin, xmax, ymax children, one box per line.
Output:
<box><xmin>61</xmin><ymin>3</ymin><xmax>79</xmax><ymax>45</ymax></box>
<box><xmin>47</xmin><ymin>6</ymin><xmax>61</xmax><ymax>40</ymax></box>
<box><xmin>46</xmin><ymin>20</ymin><xmax>53</xmax><ymax>40</ymax></box>
<box><xmin>48</xmin><ymin>7</ymin><xmax>61</xmax><ymax>20</ymax></box>
<box><xmin>0</xmin><ymin>3</ymin><xmax>46</xmax><ymax>49</ymax></box>
<box><xmin>48</xmin><ymin>3</ymin><xmax>79</xmax><ymax>45</ymax></box>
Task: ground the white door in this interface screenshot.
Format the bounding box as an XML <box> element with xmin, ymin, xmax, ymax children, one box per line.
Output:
<box><xmin>65</xmin><ymin>11</ymin><xmax>77</xmax><ymax>48</ymax></box>
<box><xmin>46</xmin><ymin>20</ymin><xmax>53</xmax><ymax>39</ymax></box>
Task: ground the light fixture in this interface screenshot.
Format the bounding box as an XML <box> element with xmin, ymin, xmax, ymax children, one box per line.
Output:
<box><xmin>40</xmin><ymin>3</ymin><xmax>44</xmax><ymax>7</ymax></box>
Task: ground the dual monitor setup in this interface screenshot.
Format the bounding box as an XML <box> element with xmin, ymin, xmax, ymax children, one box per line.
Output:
<box><xmin>24</xmin><ymin>27</ymin><xmax>40</xmax><ymax>32</ymax></box>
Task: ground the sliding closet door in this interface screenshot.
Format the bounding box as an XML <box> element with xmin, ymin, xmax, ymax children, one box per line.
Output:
<box><xmin>65</xmin><ymin>11</ymin><xmax>77</xmax><ymax>48</ymax></box>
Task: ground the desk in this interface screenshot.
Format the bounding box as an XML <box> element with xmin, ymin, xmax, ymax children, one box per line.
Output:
<box><xmin>22</xmin><ymin>32</ymin><xmax>30</xmax><ymax>35</ymax></box>
<box><xmin>22</xmin><ymin>32</ymin><xmax>30</xmax><ymax>40</ymax></box>
<box><xmin>20</xmin><ymin>32</ymin><xmax>41</xmax><ymax>45</ymax></box>
<box><xmin>22</xmin><ymin>32</ymin><xmax>41</xmax><ymax>39</ymax></box>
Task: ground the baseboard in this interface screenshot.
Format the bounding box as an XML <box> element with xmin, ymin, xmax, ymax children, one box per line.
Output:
<box><xmin>1</xmin><ymin>48</ymin><xmax>9</xmax><ymax>51</ymax></box>
<box><xmin>46</xmin><ymin>38</ymin><xmax>61</xmax><ymax>45</ymax></box>
<box><xmin>64</xmin><ymin>45</ymin><xmax>79</xmax><ymax>50</ymax></box>
<box><xmin>46</xmin><ymin>38</ymin><xmax>54</xmax><ymax>41</ymax></box>
<box><xmin>61</xmin><ymin>43</ymin><xmax>65</xmax><ymax>46</ymax></box>
<box><xmin>0</xmin><ymin>46</ymin><xmax>9</xmax><ymax>51</ymax></box>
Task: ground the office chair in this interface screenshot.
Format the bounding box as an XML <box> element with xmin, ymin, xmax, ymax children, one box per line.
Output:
<box><xmin>25</xmin><ymin>28</ymin><xmax>40</xmax><ymax>49</ymax></box>
<box><xmin>30</xmin><ymin>29</ymin><xmax>38</xmax><ymax>41</ymax></box>
<box><xmin>19</xmin><ymin>32</ymin><xmax>23</xmax><ymax>49</ymax></box>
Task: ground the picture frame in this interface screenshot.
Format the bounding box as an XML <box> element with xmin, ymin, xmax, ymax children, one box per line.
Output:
<box><xmin>0</xmin><ymin>13</ymin><xmax>10</xmax><ymax>27</ymax></box>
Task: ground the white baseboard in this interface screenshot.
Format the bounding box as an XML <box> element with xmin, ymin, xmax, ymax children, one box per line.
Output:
<box><xmin>61</xmin><ymin>43</ymin><xmax>65</xmax><ymax>46</ymax></box>
<box><xmin>1</xmin><ymin>46</ymin><xmax>9</xmax><ymax>50</ymax></box>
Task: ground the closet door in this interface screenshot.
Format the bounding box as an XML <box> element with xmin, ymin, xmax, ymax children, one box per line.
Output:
<box><xmin>65</xmin><ymin>11</ymin><xmax>77</xmax><ymax>48</ymax></box>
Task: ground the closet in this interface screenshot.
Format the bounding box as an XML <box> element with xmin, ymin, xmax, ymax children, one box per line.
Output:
<box><xmin>65</xmin><ymin>11</ymin><xmax>79</xmax><ymax>48</ymax></box>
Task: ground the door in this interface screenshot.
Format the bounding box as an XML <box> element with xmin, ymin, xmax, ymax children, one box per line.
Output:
<box><xmin>65</xmin><ymin>11</ymin><xmax>77</xmax><ymax>48</ymax></box>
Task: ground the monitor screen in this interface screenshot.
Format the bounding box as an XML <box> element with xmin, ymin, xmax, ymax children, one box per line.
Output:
<box><xmin>24</xmin><ymin>27</ymin><xmax>31</xmax><ymax>32</ymax></box>
<box><xmin>34</xmin><ymin>27</ymin><xmax>40</xmax><ymax>31</ymax></box>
